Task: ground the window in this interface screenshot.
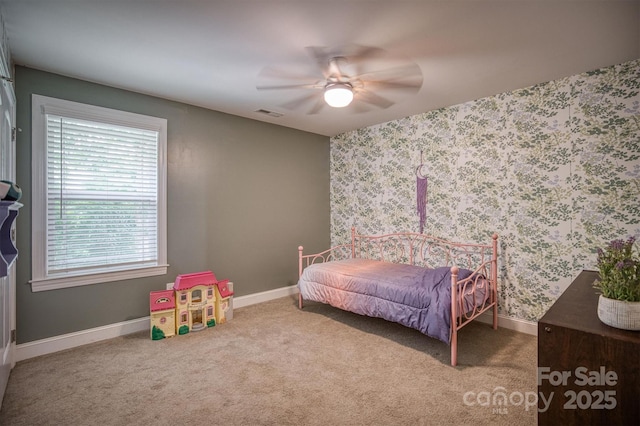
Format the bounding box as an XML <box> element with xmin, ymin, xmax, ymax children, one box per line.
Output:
<box><xmin>31</xmin><ymin>95</ymin><xmax>167</xmax><ymax>291</ymax></box>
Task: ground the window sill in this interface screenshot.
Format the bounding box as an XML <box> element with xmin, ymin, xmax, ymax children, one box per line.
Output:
<box><xmin>29</xmin><ymin>264</ymin><xmax>169</xmax><ymax>292</ymax></box>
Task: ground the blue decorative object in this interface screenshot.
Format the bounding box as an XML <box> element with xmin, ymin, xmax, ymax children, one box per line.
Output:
<box><xmin>0</xmin><ymin>180</ymin><xmax>21</xmax><ymax>202</ymax></box>
<box><xmin>0</xmin><ymin>201</ymin><xmax>21</xmax><ymax>277</ymax></box>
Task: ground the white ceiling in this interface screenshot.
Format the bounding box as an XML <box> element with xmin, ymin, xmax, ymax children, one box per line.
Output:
<box><xmin>1</xmin><ymin>1</ymin><xmax>639</xmax><ymax>137</ymax></box>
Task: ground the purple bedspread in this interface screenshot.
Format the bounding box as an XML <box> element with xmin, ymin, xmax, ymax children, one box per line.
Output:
<box><xmin>298</xmin><ymin>258</ymin><xmax>477</xmax><ymax>344</ymax></box>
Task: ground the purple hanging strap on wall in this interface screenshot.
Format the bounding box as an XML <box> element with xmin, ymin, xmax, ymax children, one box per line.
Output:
<box><xmin>416</xmin><ymin>151</ymin><xmax>428</xmax><ymax>234</ymax></box>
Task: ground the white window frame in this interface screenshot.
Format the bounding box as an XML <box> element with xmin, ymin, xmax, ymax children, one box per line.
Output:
<box><xmin>30</xmin><ymin>94</ymin><xmax>168</xmax><ymax>292</ymax></box>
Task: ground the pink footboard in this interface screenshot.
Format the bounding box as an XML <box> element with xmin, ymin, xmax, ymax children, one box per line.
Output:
<box><xmin>297</xmin><ymin>243</ymin><xmax>353</xmax><ymax>309</ymax></box>
<box><xmin>298</xmin><ymin>228</ymin><xmax>499</xmax><ymax>366</ymax></box>
<box><xmin>449</xmin><ymin>233</ymin><xmax>498</xmax><ymax>366</ymax></box>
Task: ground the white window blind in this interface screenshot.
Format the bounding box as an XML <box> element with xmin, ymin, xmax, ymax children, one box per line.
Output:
<box><xmin>31</xmin><ymin>95</ymin><xmax>168</xmax><ymax>291</ymax></box>
<box><xmin>46</xmin><ymin>115</ymin><xmax>158</xmax><ymax>274</ymax></box>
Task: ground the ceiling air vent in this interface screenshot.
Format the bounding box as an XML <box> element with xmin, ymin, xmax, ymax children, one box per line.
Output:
<box><xmin>255</xmin><ymin>109</ymin><xmax>283</xmax><ymax>118</ymax></box>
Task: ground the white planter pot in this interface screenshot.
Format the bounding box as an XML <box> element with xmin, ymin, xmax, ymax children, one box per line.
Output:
<box><xmin>597</xmin><ymin>295</ymin><xmax>640</xmax><ymax>331</ymax></box>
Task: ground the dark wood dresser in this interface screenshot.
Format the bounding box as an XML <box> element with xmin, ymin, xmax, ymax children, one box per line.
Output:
<box><xmin>538</xmin><ymin>270</ymin><xmax>640</xmax><ymax>425</ymax></box>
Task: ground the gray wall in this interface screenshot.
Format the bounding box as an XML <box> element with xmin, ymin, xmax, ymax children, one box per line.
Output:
<box><xmin>14</xmin><ymin>66</ymin><xmax>330</xmax><ymax>344</ymax></box>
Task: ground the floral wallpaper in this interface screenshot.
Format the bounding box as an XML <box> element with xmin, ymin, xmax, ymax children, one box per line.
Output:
<box><xmin>330</xmin><ymin>58</ymin><xmax>640</xmax><ymax>322</ymax></box>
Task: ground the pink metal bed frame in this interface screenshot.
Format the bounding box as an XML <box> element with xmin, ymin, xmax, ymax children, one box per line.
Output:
<box><xmin>298</xmin><ymin>228</ymin><xmax>499</xmax><ymax>366</ymax></box>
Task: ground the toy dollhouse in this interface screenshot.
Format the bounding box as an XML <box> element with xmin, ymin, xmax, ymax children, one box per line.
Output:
<box><xmin>215</xmin><ymin>280</ymin><xmax>234</xmax><ymax>324</ymax></box>
<box><xmin>149</xmin><ymin>270</ymin><xmax>233</xmax><ymax>340</ymax></box>
<box><xmin>150</xmin><ymin>289</ymin><xmax>176</xmax><ymax>340</ymax></box>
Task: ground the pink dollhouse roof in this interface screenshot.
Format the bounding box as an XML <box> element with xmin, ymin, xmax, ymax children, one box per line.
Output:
<box><xmin>150</xmin><ymin>289</ymin><xmax>175</xmax><ymax>312</ymax></box>
<box><xmin>173</xmin><ymin>270</ymin><xmax>226</xmax><ymax>291</ymax></box>
<box><xmin>216</xmin><ymin>280</ymin><xmax>233</xmax><ymax>298</ymax></box>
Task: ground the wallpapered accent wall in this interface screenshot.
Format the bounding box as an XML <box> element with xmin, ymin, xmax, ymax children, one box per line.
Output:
<box><xmin>330</xmin><ymin>58</ymin><xmax>640</xmax><ymax>322</ymax></box>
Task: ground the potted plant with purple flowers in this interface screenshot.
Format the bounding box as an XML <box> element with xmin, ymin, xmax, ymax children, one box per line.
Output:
<box><xmin>595</xmin><ymin>237</ymin><xmax>640</xmax><ymax>330</ymax></box>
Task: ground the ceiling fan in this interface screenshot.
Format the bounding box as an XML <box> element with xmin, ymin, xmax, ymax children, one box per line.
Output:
<box><xmin>256</xmin><ymin>45</ymin><xmax>423</xmax><ymax>114</ymax></box>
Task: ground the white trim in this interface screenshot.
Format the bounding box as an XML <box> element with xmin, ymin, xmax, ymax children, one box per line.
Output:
<box><xmin>233</xmin><ymin>284</ymin><xmax>298</xmax><ymax>309</ymax></box>
<box><xmin>30</xmin><ymin>94</ymin><xmax>168</xmax><ymax>292</ymax></box>
<box><xmin>30</xmin><ymin>265</ymin><xmax>169</xmax><ymax>292</ymax></box>
<box><xmin>15</xmin><ymin>317</ymin><xmax>150</xmax><ymax>362</ymax></box>
<box><xmin>15</xmin><ymin>284</ymin><xmax>537</xmax><ymax>361</ymax></box>
<box><xmin>15</xmin><ymin>284</ymin><xmax>299</xmax><ymax>361</ymax></box>
<box><xmin>475</xmin><ymin>311</ymin><xmax>538</xmax><ymax>336</ymax></box>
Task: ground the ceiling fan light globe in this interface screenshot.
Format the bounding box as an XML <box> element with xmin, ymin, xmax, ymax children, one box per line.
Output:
<box><xmin>324</xmin><ymin>84</ymin><xmax>353</xmax><ymax>108</ymax></box>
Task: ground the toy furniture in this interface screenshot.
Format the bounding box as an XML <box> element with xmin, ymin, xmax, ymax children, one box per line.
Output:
<box><xmin>298</xmin><ymin>227</ymin><xmax>498</xmax><ymax>366</ymax></box>
<box><xmin>173</xmin><ymin>271</ymin><xmax>221</xmax><ymax>334</ymax></box>
<box><xmin>215</xmin><ymin>281</ymin><xmax>234</xmax><ymax>324</ymax></box>
<box><xmin>149</xmin><ymin>270</ymin><xmax>232</xmax><ymax>339</ymax></box>
<box><xmin>149</xmin><ymin>289</ymin><xmax>176</xmax><ymax>340</ymax></box>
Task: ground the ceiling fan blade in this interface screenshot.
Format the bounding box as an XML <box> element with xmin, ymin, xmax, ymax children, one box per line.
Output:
<box><xmin>349</xmin><ymin>101</ymin><xmax>373</xmax><ymax>114</ymax></box>
<box><xmin>327</xmin><ymin>57</ymin><xmax>343</xmax><ymax>79</ymax></box>
<box><xmin>306</xmin><ymin>45</ymin><xmax>377</xmax><ymax>78</ymax></box>
<box><xmin>307</xmin><ymin>97</ymin><xmax>326</xmax><ymax>115</ymax></box>
<box><xmin>345</xmin><ymin>45</ymin><xmax>388</xmax><ymax>64</ymax></box>
<box><xmin>304</xmin><ymin>46</ymin><xmax>331</xmax><ymax>78</ymax></box>
<box><xmin>279</xmin><ymin>92</ymin><xmax>320</xmax><ymax>110</ymax></box>
<box><xmin>353</xmin><ymin>63</ymin><xmax>422</xmax><ymax>83</ymax></box>
<box><xmin>356</xmin><ymin>90</ymin><xmax>394</xmax><ymax>109</ymax></box>
<box><xmin>365</xmin><ymin>80</ymin><xmax>423</xmax><ymax>92</ymax></box>
<box><xmin>280</xmin><ymin>93</ymin><xmax>325</xmax><ymax>115</ymax></box>
<box><xmin>256</xmin><ymin>83</ymin><xmax>321</xmax><ymax>91</ymax></box>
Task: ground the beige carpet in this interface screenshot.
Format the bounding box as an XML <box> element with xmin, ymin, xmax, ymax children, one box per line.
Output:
<box><xmin>0</xmin><ymin>296</ymin><xmax>537</xmax><ymax>425</ymax></box>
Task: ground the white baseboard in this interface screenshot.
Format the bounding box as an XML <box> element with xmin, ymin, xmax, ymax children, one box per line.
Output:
<box><xmin>476</xmin><ymin>311</ymin><xmax>538</xmax><ymax>336</ymax></box>
<box><xmin>15</xmin><ymin>317</ymin><xmax>150</xmax><ymax>362</ymax></box>
<box><xmin>16</xmin><ymin>284</ymin><xmax>536</xmax><ymax>361</ymax></box>
<box><xmin>15</xmin><ymin>284</ymin><xmax>300</xmax><ymax>362</ymax></box>
<box><xmin>232</xmin><ymin>284</ymin><xmax>298</xmax><ymax>309</ymax></box>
